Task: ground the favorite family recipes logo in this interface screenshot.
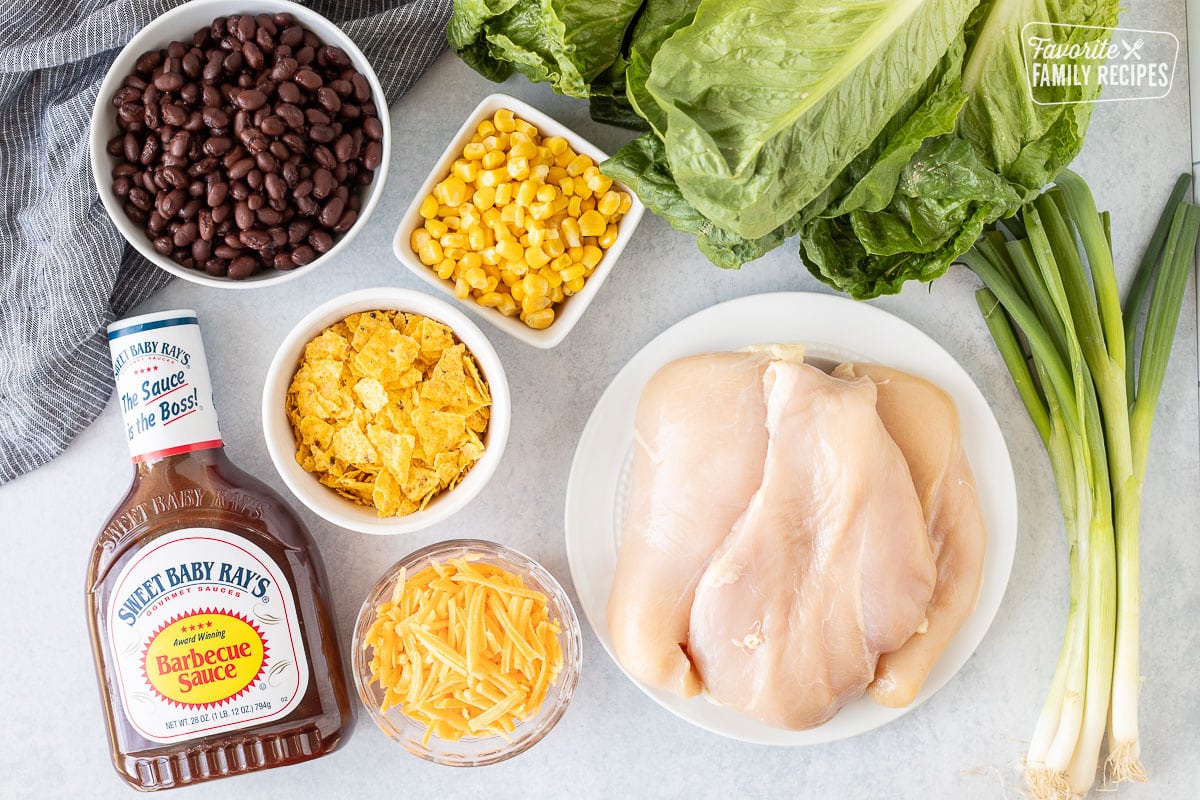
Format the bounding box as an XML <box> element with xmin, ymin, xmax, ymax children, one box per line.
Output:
<box><xmin>1023</xmin><ymin>23</ymin><xmax>1178</xmax><ymax>104</ymax></box>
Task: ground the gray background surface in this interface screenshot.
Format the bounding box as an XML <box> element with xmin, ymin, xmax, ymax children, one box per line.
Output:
<box><xmin>1</xmin><ymin>2</ymin><xmax>1196</xmax><ymax>797</ymax></box>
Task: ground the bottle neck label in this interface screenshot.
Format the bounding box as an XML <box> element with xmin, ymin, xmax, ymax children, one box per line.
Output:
<box><xmin>108</xmin><ymin>311</ymin><xmax>223</xmax><ymax>463</ymax></box>
<box><xmin>105</xmin><ymin>527</ymin><xmax>311</xmax><ymax>743</ymax></box>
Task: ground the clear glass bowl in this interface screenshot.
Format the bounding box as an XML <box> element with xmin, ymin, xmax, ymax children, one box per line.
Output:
<box><xmin>352</xmin><ymin>539</ymin><xmax>582</xmax><ymax>766</ymax></box>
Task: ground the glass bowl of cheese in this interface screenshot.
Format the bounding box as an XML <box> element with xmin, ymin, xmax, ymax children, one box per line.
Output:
<box><xmin>352</xmin><ymin>539</ymin><xmax>582</xmax><ymax>765</ymax></box>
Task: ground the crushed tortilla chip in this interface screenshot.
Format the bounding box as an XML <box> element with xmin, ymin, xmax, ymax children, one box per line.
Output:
<box><xmin>285</xmin><ymin>310</ymin><xmax>492</xmax><ymax>516</ymax></box>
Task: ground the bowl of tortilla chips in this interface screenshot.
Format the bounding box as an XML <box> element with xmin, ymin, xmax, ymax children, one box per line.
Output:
<box><xmin>262</xmin><ymin>287</ymin><xmax>510</xmax><ymax>534</ymax></box>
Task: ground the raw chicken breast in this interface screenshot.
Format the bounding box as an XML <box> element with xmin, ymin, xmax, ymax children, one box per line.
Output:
<box><xmin>607</xmin><ymin>351</ymin><xmax>774</xmax><ymax>696</ymax></box>
<box><xmin>687</xmin><ymin>361</ymin><xmax>935</xmax><ymax>729</ymax></box>
<box><xmin>834</xmin><ymin>363</ymin><xmax>988</xmax><ymax>707</ymax></box>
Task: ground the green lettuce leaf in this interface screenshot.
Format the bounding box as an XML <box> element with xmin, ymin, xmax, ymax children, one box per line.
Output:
<box><xmin>642</xmin><ymin>0</ymin><xmax>981</xmax><ymax>239</ymax></box>
<box><xmin>447</xmin><ymin>0</ymin><xmax>644</xmax><ymax>98</ymax></box>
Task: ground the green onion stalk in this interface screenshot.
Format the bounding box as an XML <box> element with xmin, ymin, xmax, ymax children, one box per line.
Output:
<box><xmin>960</xmin><ymin>171</ymin><xmax>1199</xmax><ymax>798</ymax></box>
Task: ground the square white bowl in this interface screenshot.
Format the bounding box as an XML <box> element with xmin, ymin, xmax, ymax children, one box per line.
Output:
<box><xmin>392</xmin><ymin>93</ymin><xmax>644</xmax><ymax>348</ymax></box>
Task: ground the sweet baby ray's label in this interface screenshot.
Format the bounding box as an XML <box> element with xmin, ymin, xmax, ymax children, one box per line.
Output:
<box><xmin>105</xmin><ymin>528</ymin><xmax>310</xmax><ymax>743</ymax></box>
<box><xmin>108</xmin><ymin>310</ymin><xmax>222</xmax><ymax>462</ymax></box>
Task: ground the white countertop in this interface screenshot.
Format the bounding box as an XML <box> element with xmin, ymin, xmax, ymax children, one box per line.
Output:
<box><xmin>2</xmin><ymin>2</ymin><xmax>1197</xmax><ymax>797</ymax></box>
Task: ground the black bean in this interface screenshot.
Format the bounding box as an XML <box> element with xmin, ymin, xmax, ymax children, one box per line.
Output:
<box><xmin>290</xmin><ymin>244</ymin><xmax>315</xmax><ymax>265</ymax></box>
<box><xmin>228</xmin><ymin>254</ymin><xmax>259</xmax><ymax>279</ymax></box>
<box><xmin>364</xmin><ymin>141</ymin><xmax>382</xmax><ymax>170</ymax></box>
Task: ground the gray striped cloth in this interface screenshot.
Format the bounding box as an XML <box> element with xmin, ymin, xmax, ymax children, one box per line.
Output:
<box><xmin>0</xmin><ymin>0</ymin><xmax>452</xmax><ymax>483</ymax></box>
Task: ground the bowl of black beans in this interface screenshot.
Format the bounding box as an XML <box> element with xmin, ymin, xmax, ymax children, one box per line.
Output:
<box><xmin>90</xmin><ymin>0</ymin><xmax>390</xmax><ymax>286</ymax></box>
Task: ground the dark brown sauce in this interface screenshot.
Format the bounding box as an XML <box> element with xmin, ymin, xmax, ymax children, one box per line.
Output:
<box><xmin>88</xmin><ymin>448</ymin><xmax>354</xmax><ymax>790</ymax></box>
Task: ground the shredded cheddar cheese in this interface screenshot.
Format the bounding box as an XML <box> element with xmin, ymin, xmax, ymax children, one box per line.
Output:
<box><xmin>363</xmin><ymin>555</ymin><xmax>564</xmax><ymax>743</ymax></box>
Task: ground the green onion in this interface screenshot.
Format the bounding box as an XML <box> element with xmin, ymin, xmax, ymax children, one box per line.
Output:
<box><xmin>963</xmin><ymin>171</ymin><xmax>1199</xmax><ymax>797</ymax></box>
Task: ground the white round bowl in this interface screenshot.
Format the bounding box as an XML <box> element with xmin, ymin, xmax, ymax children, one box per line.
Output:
<box><xmin>262</xmin><ymin>288</ymin><xmax>511</xmax><ymax>534</ymax></box>
<box><xmin>90</xmin><ymin>0</ymin><xmax>391</xmax><ymax>288</ymax></box>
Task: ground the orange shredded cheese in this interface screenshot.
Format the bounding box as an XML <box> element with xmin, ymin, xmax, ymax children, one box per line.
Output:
<box><xmin>363</xmin><ymin>555</ymin><xmax>564</xmax><ymax>742</ymax></box>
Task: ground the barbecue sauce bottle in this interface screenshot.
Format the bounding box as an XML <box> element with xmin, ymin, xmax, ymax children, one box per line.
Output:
<box><xmin>87</xmin><ymin>310</ymin><xmax>354</xmax><ymax>790</ymax></box>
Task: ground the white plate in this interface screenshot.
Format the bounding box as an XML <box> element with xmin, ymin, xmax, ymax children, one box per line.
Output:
<box><xmin>563</xmin><ymin>292</ymin><xmax>1018</xmax><ymax>745</ymax></box>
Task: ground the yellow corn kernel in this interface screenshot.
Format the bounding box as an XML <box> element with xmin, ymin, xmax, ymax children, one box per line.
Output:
<box><xmin>551</xmin><ymin>284</ymin><xmax>564</xmax><ymax>303</ymax></box>
<box><xmin>530</xmin><ymin>163</ymin><xmax>550</xmax><ymax>182</ymax></box>
<box><xmin>554</xmin><ymin>149</ymin><xmax>574</xmax><ymax>168</ymax></box>
<box><xmin>551</xmin><ymin>254</ymin><xmax>573</xmax><ymax>272</ymax></box>
<box><xmin>581</xmin><ymin>244</ymin><xmax>603</xmax><ymax>269</ymax></box>
<box><xmin>578</xmin><ymin>209</ymin><xmax>606</xmax><ymax>237</ymax></box>
<box><xmin>585</xmin><ymin>170</ymin><xmax>612</xmax><ymax>196</ymax></box>
<box><xmin>445</xmin><ymin>248</ymin><xmax>467</xmax><ymax>262</ymax></box>
<box><xmin>492</xmin><ymin>221</ymin><xmax>514</xmax><ymax>242</ymax></box>
<box><xmin>514</xmin><ymin>118</ymin><xmax>537</xmax><ymax>136</ymax></box>
<box><xmin>529</xmin><ymin>201</ymin><xmax>555</xmax><ymax>221</ymax></box>
<box><xmin>526</xmin><ymin>226</ymin><xmax>545</xmax><ymax>247</ymax></box>
<box><xmin>564</xmin><ymin>276</ymin><xmax>585</xmax><ymax>295</ymax></box>
<box><xmin>425</xmin><ymin>218</ymin><xmax>447</xmax><ymax>239</ymax></box>
<box><xmin>566</xmin><ymin>153</ymin><xmax>593</xmax><ymax>176</ymax></box>
<box><xmin>510</xmin><ymin>140</ymin><xmax>537</xmax><ymax>160</ymax></box>
<box><xmin>482</xmin><ymin>134</ymin><xmax>506</xmax><ymax>151</ymax></box>
<box><xmin>436</xmin><ymin>258</ymin><xmax>456</xmax><ymax>280</ymax></box>
<box><xmin>558</xmin><ymin>177</ymin><xmax>575</xmax><ymax>196</ymax></box>
<box><xmin>599</xmin><ymin>224</ymin><xmax>619</xmax><ymax>249</ymax></box>
<box><xmin>477</xmin><ymin>169</ymin><xmax>504</xmax><ymax>189</ymax></box>
<box><xmin>559</xmin><ymin>217</ymin><xmax>582</xmax><ymax>248</ymax></box>
<box><xmin>482</xmin><ymin>207</ymin><xmax>502</xmax><ymax>226</ymax></box>
<box><xmin>545</xmin><ymin>136</ymin><xmax>569</xmax><ymax>156</ymax></box>
<box><xmin>560</xmin><ymin>263</ymin><xmax>586</xmax><ymax>283</ymax></box>
<box><xmin>511</xmin><ymin>281</ymin><xmax>525</xmax><ymax>302</ymax></box>
<box><xmin>419</xmin><ymin>194</ymin><xmax>439</xmax><ymax>219</ymax></box>
<box><xmin>418</xmin><ymin>239</ymin><xmax>443</xmax><ymax>266</ymax></box>
<box><xmin>440</xmin><ymin>232</ymin><xmax>467</xmax><ymax>250</ymax></box>
<box><xmin>452</xmin><ymin>159</ymin><xmax>478</xmax><ymax>183</ymax></box>
<box><xmin>518</xmin><ymin>233</ymin><xmax>531</xmax><ymax>247</ymax></box>
<box><xmin>463</xmin><ymin>226</ymin><xmax>484</xmax><ymax>251</ymax></box>
<box><xmin>581</xmin><ymin>196</ymin><xmax>596</xmax><ymax>212</ymax></box>
<box><xmin>480</xmin><ymin>246</ymin><xmax>499</xmax><ymax>266</ymax></box>
<box><xmin>472</xmin><ymin>186</ymin><xmax>496</xmax><ymax>211</ymax></box>
<box><xmin>477</xmin><ymin>292</ymin><xmax>506</xmax><ymax>309</ymax></box>
<box><xmin>548</xmin><ymin>165</ymin><xmax>568</xmax><ymax>184</ymax></box>
<box><xmin>463</xmin><ymin>141</ymin><xmax>486</xmax><ymax>160</ymax></box>
<box><xmin>410</xmin><ymin>228</ymin><xmax>431</xmax><ymax>250</ymax></box>
<box><xmin>524</xmin><ymin>245</ymin><xmax>550</xmax><ymax>270</ymax></box>
<box><xmin>539</xmin><ymin>266</ymin><xmax>563</xmax><ymax>288</ymax></box>
<box><xmin>522</xmin><ymin>273</ymin><xmax>550</xmax><ymax>296</ymax></box>
<box><xmin>496</xmin><ymin>239</ymin><xmax>523</xmax><ymax>262</ymax></box>
<box><xmin>506</xmin><ymin>157</ymin><xmax>530</xmax><ymax>181</ymax></box>
<box><xmin>568</xmin><ymin>195</ymin><xmax>583</xmax><ymax>218</ymax></box>
<box><xmin>543</xmin><ymin>237</ymin><xmax>565</xmax><ymax>258</ymax></box>
<box><xmin>521</xmin><ymin>293</ymin><xmax>552</xmax><ymax>316</ymax></box>
<box><xmin>494</xmin><ymin>182</ymin><xmax>513</xmax><ymax>206</ymax></box>
<box><xmin>497</xmin><ymin>294</ymin><xmax>519</xmax><ymax>316</ymax></box>
<box><xmin>477</xmin><ymin>119</ymin><xmax>496</xmax><ymax>137</ymax></box>
<box><xmin>436</xmin><ymin>177</ymin><xmax>467</xmax><ymax>207</ymax></box>
<box><xmin>454</xmin><ymin>275</ymin><xmax>470</xmax><ymax>299</ymax></box>
<box><xmin>464</xmin><ymin>266</ymin><xmax>489</xmax><ymax>290</ymax></box>
<box><xmin>552</xmin><ymin>196</ymin><xmax>570</xmax><ymax>214</ymax></box>
<box><xmin>493</xmin><ymin>107</ymin><xmax>515</xmax><ymax>132</ymax></box>
<box><xmin>522</xmin><ymin>307</ymin><xmax>554</xmax><ymax>330</ymax></box>
<box><xmin>598</xmin><ymin>190</ymin><xmax>622</xmax><ymax>217</ymax></box>
<box><xmin>500</xmin><ymin>268</ymin><xmax>520</xmax><ymax>286</ymax></box>
<box><xmin>568</xmin><ymin>245</ymin><xmax>583</xmax><ymax>261</ymax></box>
<box><xmin>459</xmin><ymin>251</ymin><xmax>482</xmax><ymax>271</ymax></box>
<box><xmin>516</xmin><ymin>181</ymin><xmax>537</xmax><ymax>207</ymax></box>
<box><xmin>459</xmin><ymin>205</ymin><xmax>480</xmax><ymax>230</ymax></box>
<box><xmin>481</xmin><ymin>149</ymin><xmax>505</xmax><ymax>170</ymax></box>
<box><xmin>535</xmin><ymin>184</ymin><xmax>557</xmax><ymax>203</ymax></box>
<box><xmin>618</xmin><ymin>192</ymin><xmax>633</xmax><ymax>214</ymax></box>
